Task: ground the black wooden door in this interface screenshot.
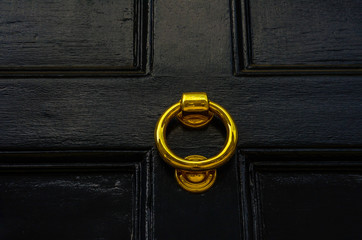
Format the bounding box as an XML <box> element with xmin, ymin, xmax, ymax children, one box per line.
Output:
<box><xmin>1</xmin><ymin>0</ymin><xmax>362</xmax><ymax>239</ymax></box>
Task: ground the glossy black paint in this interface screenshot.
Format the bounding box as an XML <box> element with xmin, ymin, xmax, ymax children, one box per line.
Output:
<box><xmin>0</xmin><ymin>0</ymin><xmax>361</xmax><ymax>239</ymax></box>
<box><xmin>232</xmin><ymin>0</ymin><xmax>362</xmax><ymax>74</ymax></box>
<box><xmin>0</xmin><ymin>151</ymin><xmax>151</xmax><ymax>240</ymax></box>
<box><xmin>152</xmin><ymin>149</ymin><xmax>242</xmax><ymax>240</ymax></box>
<box><xmin>241</xmin><ymin>150</ymin><xmax>362</xmax><ymax>240</ymax></box>
<box><xmin>0</xmin><ymin>0</ymin><xmax>150</xmax><ymax>76</ymax></box>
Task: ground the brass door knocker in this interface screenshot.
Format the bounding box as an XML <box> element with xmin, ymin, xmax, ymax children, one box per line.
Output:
<box><xmin>155</xmin><ymin>92</ymin><xmax>238</xmax><ymax>193</ymax></box>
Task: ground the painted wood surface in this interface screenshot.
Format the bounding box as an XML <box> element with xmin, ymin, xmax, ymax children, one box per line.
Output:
<box><xmin>0</xmin><ymin>151</ymin><xmax>150</xmax><ymax>240</ymax></box>
<box><xmin>1</xmin><ymin>0</ymin><xmax>361</xmax><ymax>150</ymax></box>
<box><xmin>233</xmin><ymin>0</ymin><xmax>362</xmax><ymax>74</ymax></box>
<box><xmin>0</xmin><ymin>0</ymin><xmax>361</xmax><ymax>239</ymax></box>
<box><xmin>0</xmin><ymin>0</ymin><xmax>149</xmax><ymax>76</ymax></box>
<box><xmin>241</xmin><ymin>151</ymin><xmax>362</xmax><ymax>240</ymax></box>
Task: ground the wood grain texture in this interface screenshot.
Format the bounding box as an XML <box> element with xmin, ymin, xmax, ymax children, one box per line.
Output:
<box><xmin>240</xmin><ymin>150</ymin><xmax>362</xmax><ymax>240</ymax></box>
<box><xmin>1</xmin><ymin>76</ymin><xmax>362</xmax><ymax>150</ymax></box>
<box><xmin>1</xmin><ymin>0</ymin><xmax>361</xmax><ymax>150</ymax></box>
<box><xmin>232</xmin><ymin>0</ymin><xmax>362</xmax><ymax>74</ymax></box>
<box><xmin>0</xmin><ymin>0</ymin><xmax>360</xmax><ymax>150</ymax></box>
<box><xmin>0</xmin><ymin>151</ymin><xmax>151</xmax><ymax>240</ymax></box>
<box><xmin>0</xmin><ymin>0</ymin><xmax>362</xmax><ymax>238</ymax></box>
<box><xmin>0</xmin><ymin>0</ymin><xmax>150</xmax><ymax>76</ymax></box>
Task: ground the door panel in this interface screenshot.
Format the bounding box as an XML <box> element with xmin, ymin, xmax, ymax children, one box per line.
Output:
<box><xmin>0</xmin><ymin>0</ymin><xmax>149</xmax><ymax>76</ymax></box>
<box><xmin>233</xmin><ymin>0</ymin><xmax>362</xmax><ymax>73</ymax></box>
<box><xmin>241</xmin><ymin>151</ymin><xmax>362</xmax><ymax>240</ymax></box>
<box><xmin>0</xmin><ymin>151</ymin><xmax>150</xmax><ymax>240</ymax></box>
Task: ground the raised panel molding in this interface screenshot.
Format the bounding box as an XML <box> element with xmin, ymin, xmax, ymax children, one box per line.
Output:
<box><xmin>0</xmin><ymin>0</ymin><xmax>150</xmax><ymax>77</ymax></box>
<box><xmin>0</xmin><ymin>151</ymin><xmax>151</xmax><ymax>239</ymax></box>
<box><xmin>232</xmin><ymin>0</ymin><xmax>362</xmax><ymax>75</ymax></box>
<box><xmin>239</xmin><ymin>150</ymin><xmax>362</xmax><ymax>240</ymax></box>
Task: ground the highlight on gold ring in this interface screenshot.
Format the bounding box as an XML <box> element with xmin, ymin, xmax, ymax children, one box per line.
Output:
<box><xmin>154</xmin><ymin>92</ymin><xmax>238</xmax><ymax>193</ymax></box>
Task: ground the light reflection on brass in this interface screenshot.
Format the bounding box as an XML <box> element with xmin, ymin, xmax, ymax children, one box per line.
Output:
<box><xmin>155</xmin><ymin>92</ymin><xmax>238</xmax><ymax>193</ymax></box>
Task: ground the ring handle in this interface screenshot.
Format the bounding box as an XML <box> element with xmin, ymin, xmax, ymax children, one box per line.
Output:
<box><xmin>154</xmin><ymin>92</ymin><xmax>238</xmax><ymax>192</ymax></box>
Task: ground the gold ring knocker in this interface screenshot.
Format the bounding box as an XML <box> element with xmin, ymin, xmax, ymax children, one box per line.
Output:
<box><xmin>154</xmin><ymin>92</ymin><xmax>238</xmax><ymax>193</ymax></box>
